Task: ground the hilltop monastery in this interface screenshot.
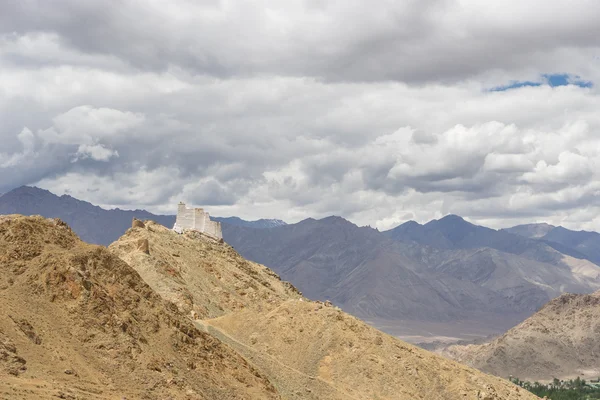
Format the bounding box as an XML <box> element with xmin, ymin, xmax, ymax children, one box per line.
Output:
<box><xmin>173</xmin><ymin>202</ymin><xmax>223</xmax><ymax>239</ymax></box>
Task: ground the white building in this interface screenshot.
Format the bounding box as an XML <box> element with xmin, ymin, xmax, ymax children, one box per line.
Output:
<box><xmin>173</xmin><ymin>202</ymin><xmax>223</xmax><ymax>239</ymax></box>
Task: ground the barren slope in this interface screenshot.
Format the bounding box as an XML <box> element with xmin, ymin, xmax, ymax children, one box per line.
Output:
<box><xmin>111</xmin><ymin>219</ymin><xmax>538</xmax><ymax>400</ymax></box>
<box><xmin>445</xmin><ymin>291</ymin><xmax>600</xmax><ymax>381</ymax></box>
<box><xmin>109</xmin><ymin>220</ymin><xmax>302</xmax><ymax>319</ymax></box>
<box><xmin>0</xmin><ymin>215</ymin><xmax>280</xmax><ymax>400</ymax></box>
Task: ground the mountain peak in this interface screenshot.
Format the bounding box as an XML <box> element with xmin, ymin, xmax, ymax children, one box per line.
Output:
<box><xmin>438</xmin><ymin>214</ymin><xmax>467</xmax><ymax>222</ymax></box>
<box><xmin>425</xmin><ymin>214</ymin><xmax>472</xmax><ymax>228</ymax></box>
<box><xmin>4</xmin><ymin>185</ymin><xmax>53</xmax><ymax>197</ymax></box>
<box><xmin>400</xmin><ymin>220</ymin><xmax>421</xmax><ymax>227</ymax></box>
<box><xmin>319</xmin><ymin>215</ymin><xmax>355</xmax><ymax>225</ymax></box>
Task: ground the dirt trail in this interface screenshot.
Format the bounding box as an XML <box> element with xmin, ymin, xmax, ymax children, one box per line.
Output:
<box><xmin>194</xmin><ymin>319</ymin><xmax>360</xmax><ymax>400</ymax></box>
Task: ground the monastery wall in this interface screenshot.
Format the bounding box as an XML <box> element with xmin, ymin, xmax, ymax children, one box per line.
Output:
<box><xmin>173</xmin><ymin>202</ymin><xmax>222</xmax><ymax>239</ymax></box>
<box><xmin>175</xmin><ymin>203</ymin><xmax>195</xmax><ymax>230</ymax></box>
<box><xmin>204</xmin><ymin>220</ymin><xmax>223</xmax><ymax>239</ymax></box>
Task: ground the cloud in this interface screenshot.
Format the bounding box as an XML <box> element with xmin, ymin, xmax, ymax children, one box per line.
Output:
<box><xmin>0</xmin><ymin>0</ymin><xmax>600</xmax><ymax>232</ymax></box>
<box><xmin>0</xmin><ymin>128</ymin><xmax>36</xmax><ymax>167</ymax></box>
<box><xmin>0</xmin><ymin>1</ymin><xmax>599</xmax><ymax>84</ymax></box>
<box><xmin>39</xmin><ymin>105</ymin><xmax>145</xmax><ymax>145</ymax></box>
<box><xmin>73</xmin><ymin>144</ymin><xmax>119</xmax><ymax>162</ymax></box>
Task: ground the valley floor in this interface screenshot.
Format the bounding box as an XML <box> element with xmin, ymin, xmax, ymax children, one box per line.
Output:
<box><xmin>366</xmin><ymin>312</ymin><xmax>532</xmax><ymax>345</ymax></box>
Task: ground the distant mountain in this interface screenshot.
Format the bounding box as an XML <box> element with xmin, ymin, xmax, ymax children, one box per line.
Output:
<box><xmin>501</xmin><ymin>223</ymin><xmax>555</xmax><ymax>239</ymax></box>
<box><xmin>0</xmin><ymin>186</ymin><xmax>176</xmax><ymax>246</ymax></box>
<box><xmin>222</xmin><ymin>216</ymin><xmax>600</xmax><ymax>325</ymax></box>
<box><xmin>385</xmin><ymin>215</ymin><xmax>540</xmax><ymax>253</ymax></box>
<box><xmin>0</xmin><ymin>186</ymin><xmax>285</xmax><ymax>245</ymax></box>
<box><xmin>213</xmin><ymin>216</ymin><xmax>287</xmax><ymax>229</ymax></box>
<box><xmin>445</xmin><ymin>291</ymin><xmax>600</xmax><ymax>381</ymax></box>
<box><xmin>384</xmin><ymin>215</ymin><xmax>592</xmax><ymax>265</ymax></box>
<box><xmin>541</xmin><ymin>226</ymin><xmax>600</xmax><ymax>265</ymax></box>
<box><xmin>504</xmin><ymin>223</ymin><xmax>600</xmax><ymax>265</ymax></box>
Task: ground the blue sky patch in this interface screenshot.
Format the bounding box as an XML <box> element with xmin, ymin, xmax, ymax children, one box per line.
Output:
<box><xmin>490</xmin><ymin>73</ymin><xmax>593</xmax><ymax>92</ymax></box>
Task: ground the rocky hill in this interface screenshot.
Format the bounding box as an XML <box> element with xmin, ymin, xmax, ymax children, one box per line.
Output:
<box><xmin>444</xmin><ymin>291</ymin><xmax>600</xmax><ymax>382</ymax></box>
<box><xmin>109</xmin><ymin>218</ymin><xmax>538</xmax><ymax>400</ymax></box>
<box><xmin>109</xmin><ymin>219</ymin><xmax>302</xmax><ymax>320</ymax></box>
<box><xmin>0</xmin><ymin>215</ymin><xmax>280</xmax><ymax>400</ymax></box>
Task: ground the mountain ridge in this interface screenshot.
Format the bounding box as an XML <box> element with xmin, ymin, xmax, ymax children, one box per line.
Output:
<box><xmin>105</xmin><ymin>215</ymin><xmax>537</xmax><ymax>400</ymax></box>
<box><xmin>0</xmin><ymin>186</ymin><xmax>286</xmax><ymax>245</ymax></box>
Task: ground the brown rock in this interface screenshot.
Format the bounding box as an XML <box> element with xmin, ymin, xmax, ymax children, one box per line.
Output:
<box><xmin>137</xmin><ymin>238</ymin><xmax>149</xmax><ymax>254</ymax></box>
<box><xmin>132</xmin><ymin>218</ymin><xmax>145</xmax><ymax>229</ymax></box>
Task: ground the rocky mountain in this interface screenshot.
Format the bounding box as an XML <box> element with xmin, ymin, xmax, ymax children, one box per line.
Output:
<box><xmin>0</xmin><ymin>215</ymin><xmax>279</xmax><ymax>399</ymax></box>
<box><xmin>106</xmin><ymin>216</ymin><xmax>536</xmax><ymax>400</ymax></box>
<box><xmin>506</xmin><ymin>223</ymin><xmax>600</xmax><ymax>266</ymax></box>
<box><xmin>222</xmin><ymin>216</ymin><xmax>600</xmax><ymax>329</ymax></box>
<box><xmin>0</xmin><ymin>186</ymin><xmax>285</xmax><ymax>245</ymax></box>
<box><xmin>444</xmin><ymin>291</ymin><xmax>600</xmax><ymax>382</ymax></box>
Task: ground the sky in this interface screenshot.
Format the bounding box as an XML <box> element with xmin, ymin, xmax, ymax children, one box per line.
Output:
<box><xmin>1</xmin><ymin>0</ymin><xmax>600</xmax><ymax>231</ymax></box>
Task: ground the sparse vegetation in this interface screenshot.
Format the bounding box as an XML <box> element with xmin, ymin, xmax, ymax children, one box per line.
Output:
<box><xmin>510</xmin><ymin>376</ymin><xmax>600</xmax><ymax>399</ymax></box>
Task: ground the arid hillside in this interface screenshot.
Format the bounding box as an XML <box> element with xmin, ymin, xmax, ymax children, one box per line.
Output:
<box><xmin>0</xmin><ymin>215</ymin><xmax>279</xmax><ymax>400</ymax></box>
<box><xmin>109</xmin><ymin>219</ymin><xmax>303</xmax><ymax>319</ymax></box>
<box><xmin>110</xmin><ymin>219</ymin><xmax>538</xmax><ymax>400</ymax></box>
<box><xmin>445</xmin><ymin>291</ymin><xmax>600</xmax><ymax>381</ymax></box>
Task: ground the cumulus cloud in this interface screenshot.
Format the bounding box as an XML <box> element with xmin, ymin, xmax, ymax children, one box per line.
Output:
<box><xmin>40</xmin><ymin>105</ymin><xmax>144</xmax><ymax>145</ymax></box>
<box><xmin>73</xmin><ymin>144</ymin><xmax>119</xmax><ymax>162</ymax></box>
<box><xmin>0</xmin><ymin>128</ymin><xmax>36</xmax><ymax>168</ymax></box>
<box><xmin>1</xmin><ymin>0</ymin><xmax>600</xmax><ymax>232</ymax></box>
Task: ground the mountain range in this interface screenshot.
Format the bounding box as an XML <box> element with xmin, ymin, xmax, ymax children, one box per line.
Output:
<box><xmin>222</xmin><ymin>216</ymin><xmax>600</xmax><ymax>332</ymax></box>
<box><xmin>0</xmin><ymin>186</ymin><xmax>286</xmax><ymax>245</ymax></box>
<box><xmin>3</xmin><ymin>185</ymin><xmax>600</xmax><ymax>342</ymax></box>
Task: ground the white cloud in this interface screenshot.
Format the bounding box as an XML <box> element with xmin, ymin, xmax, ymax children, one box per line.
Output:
<box><xmin>38</xmin><ymin>105</ymin><xmax>145</xmax><ymax>145</ymax></box>
<box><xmin>0</xmin><ymin>128</ymin><xmax>36</xmax><ymax>167</ymax></box>
<box><xmin>73</xmin><ymin>144</ymin><xmax>119</xmax><ymax>162</ymax></box>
